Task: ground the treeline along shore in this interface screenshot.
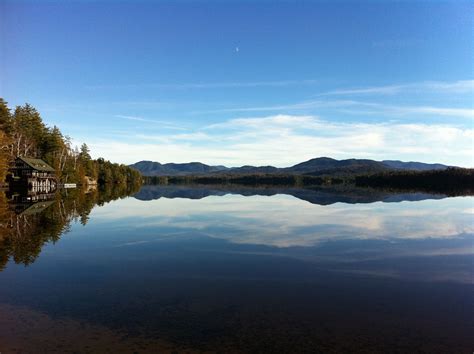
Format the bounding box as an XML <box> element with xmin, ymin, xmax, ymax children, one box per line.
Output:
<box><xmin>1</xmin><ymin>98</ymin><xmax>472</xmax><ymax>194</ymax></box>
<box><xmin>354</xmin><ymin>168</ymin><xmax>474</xmax><ymax>194</ymax></box>
<box><xmin>0</xmin><ymin>99</ymin><xmax>141</xmax><ymax>186</ymax></box>
<box><xmin>144</xmin><ymin>168</ymin><xmax>474</xmax><ymax>196</ymax></box>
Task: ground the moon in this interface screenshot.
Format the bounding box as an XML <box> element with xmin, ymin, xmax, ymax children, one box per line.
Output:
<box><xmin>235</xmin><ymin>47</ymin><xmax>239</xmax><ymax>52</ymax></box>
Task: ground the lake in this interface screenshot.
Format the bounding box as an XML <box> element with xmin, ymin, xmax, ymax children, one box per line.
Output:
<box><xmin>0</xmin><ymin>185</ymin><xmax>473</xmax><ymax>353</ymax></box>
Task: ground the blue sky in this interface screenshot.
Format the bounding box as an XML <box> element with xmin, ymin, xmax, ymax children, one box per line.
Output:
<box><xmin>1</xmin><ymin>0</ymin><xmax>473</xmax><ymax>166</ymax></box>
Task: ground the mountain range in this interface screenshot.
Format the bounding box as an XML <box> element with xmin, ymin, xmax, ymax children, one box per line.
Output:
<box><xmin>130</xmin><ymin>157</ymin><xmax>450</xmax><ymax>177</ymax></box>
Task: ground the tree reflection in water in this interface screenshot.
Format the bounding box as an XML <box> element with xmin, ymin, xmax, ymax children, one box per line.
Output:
<box><xmin>0</xmin><ymin>183</ymin><xmax>141</xmax><ymax>270</ymax></box>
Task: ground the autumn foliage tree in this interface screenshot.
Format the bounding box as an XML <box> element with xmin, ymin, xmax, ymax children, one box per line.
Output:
<box><xmin>0</xmin><ymin>99</ymin><xmax>141</xmax><ymax>185</ymax></box>
<box><xmin>0</xmin><ymin>99</ymin><xmax>12</xmax><ymax>183</ymax></box>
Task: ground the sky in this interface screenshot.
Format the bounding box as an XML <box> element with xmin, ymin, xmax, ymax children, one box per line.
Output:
<box><xmin>1</xmin><ymin>0</ymin><xmax>473</xmax><ymax>167</ymax></box>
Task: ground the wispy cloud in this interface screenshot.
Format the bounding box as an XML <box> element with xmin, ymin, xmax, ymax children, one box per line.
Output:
<box><xmin>319</xmin><ymin>80</ymin><xmax>474</xmax><ymax>96</ymax></box>
<box><xmin>196</xmin><ymin>99</ymin><xmax>406</xmax><ymax>115</ymax></box>
<box><xmin>87</xmin><ymin>79</ymin><xmax>319</xmax><ymax>90</ymax></box>
<box><xmin>115</xmin><ymin>115</ymin><xmax>187</xmax><ymax>130</ymax></box>
<box><xmin>197</xmin><ymin>99</ymin><xmax>474</xmax><ymax>119</ymax></box>
<box><xmin>116</xmin><ymin>115</ymin><xmax>155</xmax><ymax>122</ymax></box>
<box><xmin>400</xmin><ymin>106</ymin><xmax>473</xmax><ymax>118</ymax></box>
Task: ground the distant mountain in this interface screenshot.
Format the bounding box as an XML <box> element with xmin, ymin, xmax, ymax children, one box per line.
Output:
<box><xmin>129</xmin><ymin>161</ymin><xmax>228</xmax><ymax>176</ymax></box>
<box><xmin>224</xmin><ymin>165</ymin><xmax>280</xmax><ymax>174</ymax></box>
<box><xmin>285</xmin><ymin>157</ymin><xmax>388</xmax><ymax>175</ymax></box>
<box><xmin>130</xmin><ymin>157</ymin><xmax>451</xmax><ymax>176</ymax></box>
<box><xmin>381</xmin><ymin>160</ymin><xmax>449</xmax><ymax>171</ymax></box>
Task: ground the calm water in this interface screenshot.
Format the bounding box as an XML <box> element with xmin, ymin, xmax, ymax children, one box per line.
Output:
<box><xmin>0</xmin><ymin>185</ymin><xmax>473</xmax><ymax>353</ymax></box>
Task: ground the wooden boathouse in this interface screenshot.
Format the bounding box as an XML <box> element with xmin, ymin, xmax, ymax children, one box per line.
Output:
<box><xmin>8</xmin><ymin>157</ymin><xmax>57</xmax><ymax>193</ymax></box>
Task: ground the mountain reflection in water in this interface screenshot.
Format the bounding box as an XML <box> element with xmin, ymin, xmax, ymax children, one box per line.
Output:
<box><xmin>0</xmin><ymin>184</ymin><xmax>472</xmax><ymax>353</ymax></box>
<box><xmin>134</xmin><ymin>184</ymin><xmax>447</xmax><ymax>204</ymax></box>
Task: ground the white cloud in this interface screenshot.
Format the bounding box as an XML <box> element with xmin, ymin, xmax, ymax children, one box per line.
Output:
<box><xmin>86</xmin><ymin>114</ymin><xmax>474</xmax><ymax>167</ymax></box>
<box><xmin>400</xmin><ymin>106</ymin><xmax>473</xmax><ymax>118</ymax></box>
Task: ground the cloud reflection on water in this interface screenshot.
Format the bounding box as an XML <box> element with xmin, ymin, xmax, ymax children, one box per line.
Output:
<box><xmin>90</xmin><ymin>194</ymin><xmax>473</xmax><ymax>248</ymax></box>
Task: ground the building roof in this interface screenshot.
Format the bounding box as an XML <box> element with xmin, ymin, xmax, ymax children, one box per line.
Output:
<box><xmin>17</xmin><ymin>157</ymin><xmax>56</xmax><ymax>172</ymax></box>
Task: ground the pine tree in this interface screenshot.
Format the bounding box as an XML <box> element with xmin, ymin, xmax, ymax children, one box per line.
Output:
<box><xmin>80</xmin><ymin>143</ymin><xmax>91</xmax><ymax>161</ymax></box>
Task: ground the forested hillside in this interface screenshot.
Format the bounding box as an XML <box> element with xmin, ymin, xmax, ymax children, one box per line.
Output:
<box><xmin>131</xmin><ymin>157</ymin><xmax>451</xmax><ymax>177</ymax></box>
<box><xmin>0</xmin><ymin>99</ymin><xmax>141</xmax><ymax>185</ymax></box>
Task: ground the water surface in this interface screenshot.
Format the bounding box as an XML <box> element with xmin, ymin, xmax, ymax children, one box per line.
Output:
<box><xmin>0</xmin><ymin>186</ymin><xmax>472</xmax><ymax>353</ymax></box>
